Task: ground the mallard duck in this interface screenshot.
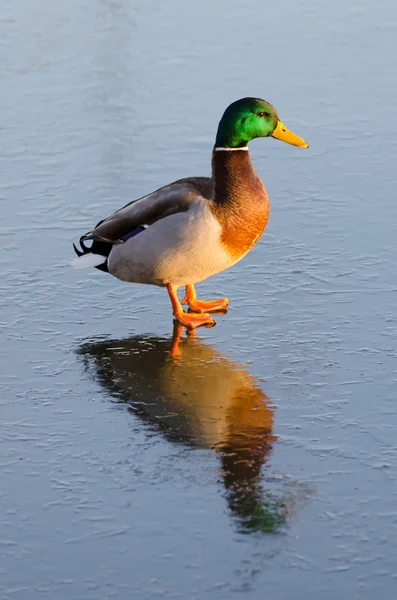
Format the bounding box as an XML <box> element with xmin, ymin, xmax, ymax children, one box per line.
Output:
<box><xmin>72</xmin><ymin>97</ymin><xmax>308</xmax><ymax>329</ymax></box>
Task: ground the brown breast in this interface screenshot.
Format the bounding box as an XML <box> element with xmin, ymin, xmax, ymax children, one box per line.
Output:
<box><xmin>209</xmin><ymin>149</ymin><xmax>270</xmax><ymax>260</ymax></box>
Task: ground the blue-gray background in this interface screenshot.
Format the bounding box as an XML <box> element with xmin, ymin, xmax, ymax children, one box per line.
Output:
<box><xmin>1</xmin><ymin>1</ymin><xmax>396</xmax><ymax>598</ymax></box>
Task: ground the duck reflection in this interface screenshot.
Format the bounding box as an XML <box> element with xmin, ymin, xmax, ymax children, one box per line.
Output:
<box><xmin>78</xmin><ymin>324</ymin><xmax>301</xmax><ymax>533</ymax></box>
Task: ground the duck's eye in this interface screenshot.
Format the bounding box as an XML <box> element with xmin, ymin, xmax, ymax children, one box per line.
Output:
<box><xmin>257</xmin><ymin>111</ymin><xmax>270</xmax><ymax>118</ymax></box>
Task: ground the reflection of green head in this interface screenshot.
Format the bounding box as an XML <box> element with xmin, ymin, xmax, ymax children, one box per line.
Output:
<box><xmin>232</xmin><ymin>491</ymin><xmax>287</xmax><ymax>534</ymax></box>
<box><xmin>220</xmin><ymin>436</ymin><xmax>288</xmax><ymax>534</ymax></box>
<box><xmin>215</xmin><ymin>97</ymin><xmax>279</xmax><ymax>148</ymax></box>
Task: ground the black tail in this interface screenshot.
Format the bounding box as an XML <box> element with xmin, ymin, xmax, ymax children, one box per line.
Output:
<box><xmin>73</xmin><ymin>234</ymin><xmax>112</xmax><ymax>273</ymax></box>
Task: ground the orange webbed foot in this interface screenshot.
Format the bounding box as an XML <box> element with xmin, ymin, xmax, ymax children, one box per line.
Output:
<box><xmin>181</xmin><ymin>296</ymin><xmax>229</xmax><ymax>313</ymax></box>
<box><xmin>174</xmin><ymin>311</ymin><xmax>215</xmax><ymax>330</ymax></box>
<box><xmin>181</xmin><ymin>284</ymin><xmax>228</xmax><ymax>314</ymax></box>
<box><xmin>167</xmin><ymin>283</ymin><xmax>216</xmax><ymax>331</ymax></box>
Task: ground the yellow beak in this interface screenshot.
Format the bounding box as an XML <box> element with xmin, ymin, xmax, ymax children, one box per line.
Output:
<box><xmin>271</xmin><ymin>120</ymin><xmax>309</xmax><ymax>148</ymax></box>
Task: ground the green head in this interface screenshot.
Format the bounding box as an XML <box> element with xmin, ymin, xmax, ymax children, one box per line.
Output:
<box><xmin>215</xmin><ymin>97</ymin><xmax>308</xmax><ymax>149</ymax></box>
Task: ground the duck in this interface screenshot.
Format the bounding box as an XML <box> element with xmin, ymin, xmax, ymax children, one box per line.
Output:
<box><xmin>72</xmin><ymin>97</ymin><xmax>308</xmax><ymax>329</ymax></box>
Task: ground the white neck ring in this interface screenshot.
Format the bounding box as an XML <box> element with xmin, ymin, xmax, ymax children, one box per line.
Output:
<box><xmin>215</xmin><ymin>146</ymin><xmax>248</xmax><ymax>152</ymax></box>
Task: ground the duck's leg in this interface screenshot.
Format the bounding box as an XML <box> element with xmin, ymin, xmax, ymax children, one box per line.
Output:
<box><xmin>181</xmin><ymin>284</ymin><xmax>229</xmax><ymax>314</ymax></box>
<box><xmin>167</xmin><ymin>284</ymin><xmax>215</xmax><ymax>329</ymax></box>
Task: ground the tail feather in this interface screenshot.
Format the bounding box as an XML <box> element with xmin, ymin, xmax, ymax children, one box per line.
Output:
<box><xmin>72</xmin><ymin>232</ymin><xmax>112</xmax><ymax>272</ymax></box>
<box><xmin>73</xmin><ymin>242</ymin><xmax>83</xmax><ymax>257</ymax></box>
<box><xmin>71</xmin><ymin>253</ymin><xmax>107</xmax><ymax>269</ymax></box>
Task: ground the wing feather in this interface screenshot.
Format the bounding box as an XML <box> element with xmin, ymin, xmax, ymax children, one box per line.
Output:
<box><xmin>83</xmin><ymin>177</ymin><xmax>212</xmax><ymax>244</ymax></box>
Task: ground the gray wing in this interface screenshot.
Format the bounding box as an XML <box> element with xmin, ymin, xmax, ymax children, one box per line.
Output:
<box><xmin>82</xmin><ymin>177</ymin><xmax>212</xmax><ymax>244</ymax></box>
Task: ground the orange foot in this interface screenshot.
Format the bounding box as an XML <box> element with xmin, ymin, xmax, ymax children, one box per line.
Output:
<box><xmin>174</xmin><ymin>311</ymin><xmax>215</xmax><ymax>330</ymax></box>
<box><xmin>181</xmin><ymin>283</ymin><xmax>229</xmax><ymax>314</ymax></box>
<box><xmin>167</xmin><ymin>283</ymin><xmax>216</xmax><ymax>330</ymax></box>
